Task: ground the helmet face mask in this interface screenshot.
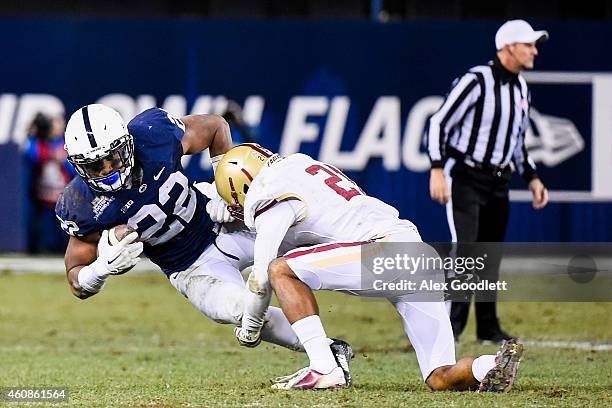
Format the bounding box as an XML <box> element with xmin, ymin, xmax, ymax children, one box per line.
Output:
<box><xmin>65</xmin><ymin>104</ymin><xmax>135</xmax><ymax>193</ymax></box>
<box><xmin>215</xmin><ymin>143</ymin><xmax>278</xmax><ymax>212</ymax></box>
<box><xmin>68</xmin><ymin>135</ymin><xmax>134</xmax><ymax>192</ymax></box>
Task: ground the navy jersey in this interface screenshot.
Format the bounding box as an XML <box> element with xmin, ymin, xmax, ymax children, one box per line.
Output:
<box><xmin>55</xmin><ymin>108</ymin><xmax>216</xmax><ymax>276</ymax></box>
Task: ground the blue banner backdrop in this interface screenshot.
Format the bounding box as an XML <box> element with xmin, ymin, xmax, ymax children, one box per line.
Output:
<box><xmin>1</xmin><ymin>18</ymin><xmax>611</xmax><ymax>251</ymax></box>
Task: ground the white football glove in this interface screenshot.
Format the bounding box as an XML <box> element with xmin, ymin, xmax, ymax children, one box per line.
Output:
<box><xmin>206</xmin><ymin>196</ymin><xmax>235</xmax><ymax>224</ymax></box>
<box><xmin>195</xmin><ymin>181</ymin><xmax>235</xmax><ymax>224</ymax></box>
<box><xmin>96</xmin><ymin>229</ymin><xmax>144</xmax><ymax>275</ymax></box>
<box><xmin>77</xmin><ymin>230</ymin><xmax>144</xmax><ymax>294</ymax></box>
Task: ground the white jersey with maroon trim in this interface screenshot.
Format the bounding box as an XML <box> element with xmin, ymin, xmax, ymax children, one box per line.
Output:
<box><xmin>243</xmin><ymin>153</ymin><xmax>414</xmax><ymax>245</ymax></box>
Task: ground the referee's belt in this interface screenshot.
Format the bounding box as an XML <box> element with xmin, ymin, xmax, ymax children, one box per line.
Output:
<box><xmin>449</xmin><ymin>150</ymin><xmax>510</xmax><ymax>178</ymax></box>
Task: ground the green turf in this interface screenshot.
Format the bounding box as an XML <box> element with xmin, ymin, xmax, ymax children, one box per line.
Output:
<box><xmin>0</xmin><ymin>272</ymin><xmax>610</xmax><ymax>407</ymax></box>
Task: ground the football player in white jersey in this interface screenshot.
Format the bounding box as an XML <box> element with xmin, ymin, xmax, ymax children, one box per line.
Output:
<box><xmin>214</xmin><ymin>143</ymin><xmax>523</xmax><ymax>392</ymax></box>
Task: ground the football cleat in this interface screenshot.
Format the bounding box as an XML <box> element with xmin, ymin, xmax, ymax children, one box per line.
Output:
<box><xmin>478</xmin><ymin>339</ymin><xmax>524</xmax><ymax>393</ymax></box>
<box><xmin>271</xmin><ymin>366</ymin><xmax>347</xmax><ymax>390</ymax></box>
<box><xmin>234</xmin><ymin>327</ymin><xmax>262</xmax><ymax>348</ymax></box>
<box><xmin>330</xmin><ymin>338</ymin><xmax>354</xmax><ymax>387</ymax></box>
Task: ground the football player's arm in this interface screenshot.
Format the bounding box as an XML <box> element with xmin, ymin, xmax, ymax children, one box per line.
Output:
<box><xmin>65</xmin><ymin>233</ymin><xmax>101</xmax><ymax>299</ymax></box>
<box><xmin>241</xmin><ymin>199</ymin><xmax>306</xmax><ymax>333</ymax></box>
<box><xmin>65</xmin><ymin>230</ymin><xmax>144</xmax><ymax>299</ymax></box>
<box><xmin>181</xmin><ymin>113</ymin><xmax>235</xmax><ymax>223</ymax></box>
<box><xmin>180</xmin><ymin>114</ymin><xmax>232</xmax><ymax>158</ymax></box>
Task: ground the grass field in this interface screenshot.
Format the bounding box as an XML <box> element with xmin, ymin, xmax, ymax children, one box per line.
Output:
<box><xmin>1</xmin><ymin>272</ymin><xmax>610</xmax><ymax>407</ymax></box>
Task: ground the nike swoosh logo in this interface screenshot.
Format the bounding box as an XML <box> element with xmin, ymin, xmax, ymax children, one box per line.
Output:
<box><xmin>108</xmin><ymin>253</ymin><xmax>121</xmax><ymax>264</ymax></box>
<box><xmin>153</xmin><ymin>166</ymin><xmax>165</xmax><ymax>181</ymax></box>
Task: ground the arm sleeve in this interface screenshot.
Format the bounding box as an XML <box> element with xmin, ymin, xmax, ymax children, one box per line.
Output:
<box><xmin>252</xmin><ymin>199</ymin><xmax>305</xmax><ymax>282</ymax></box>
<box><xmin>239</xmin><ymin>199</ymin><xmax>306</xmax><ymax>332</ymax></box>
<box><xmin>511</xmin><ymin>131</ymin><xmax>538</xmax><ymax>183</ymax></box>
<box><xmin>427</xmin><ymin>73</ymin><xmax>481</xmax><ymax>168</ymax></box>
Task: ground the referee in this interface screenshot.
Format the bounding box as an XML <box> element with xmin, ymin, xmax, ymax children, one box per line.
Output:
<box><xmin>427</xmin><ymin>20</ymin><xmax>549</xmax><ymax>344</ymax></box>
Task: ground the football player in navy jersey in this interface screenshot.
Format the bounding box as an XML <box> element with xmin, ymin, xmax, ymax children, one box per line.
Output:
<box><xmin>55</xmin><ymin>104</ymin><xmax>303</xmax><ymax>350</ymax></box>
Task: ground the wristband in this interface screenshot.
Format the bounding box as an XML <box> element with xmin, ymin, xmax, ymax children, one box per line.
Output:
<box><xmin>211</xmin><ymin>154</ymin><xmax>224</xmax><ymax>174</ymax></box>
<box><xmin>77</xmin><ymin>259</ymin><xmax>109</xmax><ymax>294</ymax></box>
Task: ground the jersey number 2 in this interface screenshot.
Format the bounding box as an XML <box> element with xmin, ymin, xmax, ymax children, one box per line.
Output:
<box><xmin>128</xmin><ymin>171</ymin><xmax>196</xmax><ymax>246</ymax></box>
<box><xmin>305</xmin><ymin>164</ymin><xmax>363</xmax><ymax>201</ymax></box>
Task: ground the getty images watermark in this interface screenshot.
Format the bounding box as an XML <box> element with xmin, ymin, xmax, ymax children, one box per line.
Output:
<box><xmin>360</xmin><ymin>242</ymin><xmax>612</xmax><ymax>302</ymax></box>
<box><xmin>371</xmin><ymin>252</ymin><xmax>506</xmax><ymax>292</ymax></box>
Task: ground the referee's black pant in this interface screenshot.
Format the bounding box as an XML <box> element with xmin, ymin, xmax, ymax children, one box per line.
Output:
<box><xmin>447</xmin><ymin>160</ymin><xmax>510</xmax><ymax>338</ymax></box>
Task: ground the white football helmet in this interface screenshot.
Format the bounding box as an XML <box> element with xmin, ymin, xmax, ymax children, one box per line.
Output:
<box><xmin>65</xmin><ymin>104</ymin><xmax>135</xmax><ymax>192</ymax></box>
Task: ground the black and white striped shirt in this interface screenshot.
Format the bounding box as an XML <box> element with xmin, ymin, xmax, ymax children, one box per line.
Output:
<box><xmin>427</xmin><ymin>57</ymin><xmax>537</xmax><ymax>181</ymax></box>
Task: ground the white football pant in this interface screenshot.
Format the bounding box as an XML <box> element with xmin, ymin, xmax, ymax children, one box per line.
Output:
<box><xmin>170</xmin><ymin>230</ymin><xmax>302</xmax><ymax>351</ymax></box>
<box><xmin>284</xmin><ymin>221</ymin><xmax>457</xmax><ymax>380</ymax></box>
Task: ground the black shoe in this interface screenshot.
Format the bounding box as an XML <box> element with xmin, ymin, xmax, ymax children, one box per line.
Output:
<box><xmin>330</xmin><ymin>338</ymin><xmax>353</xmax><ymax>387</ymax></box>
<box><xmin>477</xmin><ymin>330</ymin><xmax>516</xmax><ymax>345</ymax></box>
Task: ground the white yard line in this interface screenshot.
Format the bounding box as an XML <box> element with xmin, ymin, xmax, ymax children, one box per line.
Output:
<box><xmin>522</xmin><ymin>340</ymin><xmax>612</xmax><ymax>351</ymax></box>
<box><xmin>0</xmin><ymin>255</ymin><xmax>158</xmax><ymax>274</ymax></box>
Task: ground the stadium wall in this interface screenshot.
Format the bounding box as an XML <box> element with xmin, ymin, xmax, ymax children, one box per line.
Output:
<box><xmin>1</xmin><ymin>18</ymin><xmax>611</xmax><ymax>251</ymax></box>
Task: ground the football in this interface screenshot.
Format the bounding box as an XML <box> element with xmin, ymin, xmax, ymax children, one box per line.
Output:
<box><xmin>108</xmin><ymin>224</ymin><xmax>138</xmax><ymax>245</ymax></box>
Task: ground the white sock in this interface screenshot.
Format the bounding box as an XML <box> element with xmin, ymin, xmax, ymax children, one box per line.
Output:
<box><xmin>242</xmin><ymin>291</ymin><xmax>271</xmax><ymax>333</ymax></box>
<box><xmin>291</xmin><ymin>315</ymin><xmax>338</xmax><ymax>374</ymax></box>
<box><xmin>471</xmin><ymin>354</ymin><xmax>496</xmax><ymax>382</ymax></box>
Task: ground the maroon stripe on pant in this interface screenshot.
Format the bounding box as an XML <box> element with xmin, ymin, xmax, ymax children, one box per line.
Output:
<box><xmin>284</xmin><ymin>240</ymin><xmax>373</xmax><ymax>260</ymax></box>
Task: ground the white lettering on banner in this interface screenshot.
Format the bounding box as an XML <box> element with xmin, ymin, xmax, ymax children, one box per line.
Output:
<box><xmin>279</xmin><ymin>96</ymin><xmax>328</xmax><ymax>155</ymax></box>
<box><xmin>94</xmin><ymin>94</ymin><xmax>242</xmax><ymax>125</ymax></box>
<box><xmin>0</xmin><ymin>92</ymin><xmax>265</xmax><ymax>149</ymax></box>
<box><xmin>135</xmin><ymin>94</ymin><xmax>194</xmax><ymax>116</ymax></box>
<box><xmin>319</xmin><ymin>96</ymin><xmax>350</xmax><ymax>166</ymax></box>
<box><xmin>191</xmin><ymin>96</ymin><xmax>229</xmax><ymax>116</ymax></box>
<box><xmin>402</xmin><ymin>96</ymin><xmax>443</xmax><ymax>172</ymax></box>
<box><xmin>12</xmin><ymin>94</ymin><xmax>64</xmax><ymax>146</ymax></box>
<box><xmin>136</xmin><ymin>95</ymin><xmax>156</xmax><ymax>113</ymax></box>
<box><xmin>191</xmin><ymin>96</ymin><xmax>213</xmax><ymax>115</ymax></box>
<box><xmin>321</xmin><ymin>96</ymin><xmax>402</xmax><ymax>170</ymax></box>
<box><xmin>159</xmin><ymin>95</ymin><xmax>187</xmax><ymax>117</ymax></box>
<box><xmin>242</xmin><ymin>96</ymin><xmax>265</xmax><ymax>127</ymax></box>
<box><xmin>88</xmin><ymin>94</ymin><xmax>267</xmax><ymax>169</ymax></box>
<box><xmin>1</xmin><ymin>78</ymin><xmax>610</xmax><ymax>203</ymax></box>
<box><xmin>0</xmin><ymin>94</ymin><xmax>17</xmax><ymax>144</ymax></box>
<box><xmin>97</xmin><ymin>93</ymin><xmax>137</xmax><ymax>121</ymax></box>
<box><xmin>286</xmin><ymin>96</ymin><xmax>407</xmax><ymax>171</ymax></box>
<box><xmin>350</xmin><ymin>96</ymin><xmax>401</xmax><ymax>171</ymax></box>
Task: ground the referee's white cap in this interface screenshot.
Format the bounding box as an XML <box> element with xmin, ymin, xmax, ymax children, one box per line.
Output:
<box><xmin>495</xmin><ymin>19</ymin><xmax>549</xmax><ymax>50</ymax></box>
